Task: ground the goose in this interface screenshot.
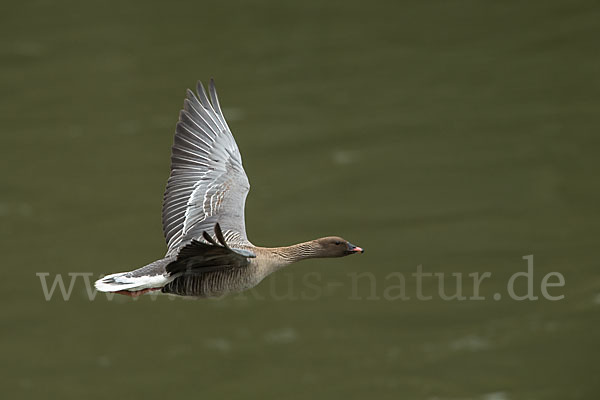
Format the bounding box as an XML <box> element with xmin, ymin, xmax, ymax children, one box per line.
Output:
<box><xmin>94</xmin><ymin>80</ymin><xmax>364</xmax><ymax>298</ymax></box>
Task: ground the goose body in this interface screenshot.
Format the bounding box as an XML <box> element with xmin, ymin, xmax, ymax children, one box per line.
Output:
<box><xmin>94</xmin><ymin>80</ymin><xmax>363</xmax><ymax>298</ymax></box>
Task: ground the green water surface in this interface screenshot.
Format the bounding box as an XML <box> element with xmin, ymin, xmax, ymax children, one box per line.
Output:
<box><xmin>1</xmin><ymin>0</ymin><xmax>599</xmax><ymax>399</ymax></box>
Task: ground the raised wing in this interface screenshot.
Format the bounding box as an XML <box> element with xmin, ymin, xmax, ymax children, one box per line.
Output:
<box><xmin>162</xmin><ymin>80</ymin><xmax>251</xmax><ymax>254</ymax></box>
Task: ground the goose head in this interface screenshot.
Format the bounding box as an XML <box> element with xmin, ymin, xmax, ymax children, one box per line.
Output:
<box><xmin>314</xmin><ymin>236</ymin><xmax>364</xmax><ymax>258</ymax></box>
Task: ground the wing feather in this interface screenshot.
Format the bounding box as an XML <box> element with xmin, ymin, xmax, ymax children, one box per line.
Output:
<box><xmin>162</xmin><ymin>80</ymin><xmax>251</xmax><ymax>254</ymax></box>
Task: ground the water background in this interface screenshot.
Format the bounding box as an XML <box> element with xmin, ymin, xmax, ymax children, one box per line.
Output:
<box><xmin>1</xmin><ymin>1</ymin><xmax>598</xmax><ymax>398</ymax></box>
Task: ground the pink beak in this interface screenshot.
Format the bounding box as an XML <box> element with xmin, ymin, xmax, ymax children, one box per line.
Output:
<box><xmin>349</xmin><ymin>244</ymin><xmax>364</xmax><ymax>254</ymax></box>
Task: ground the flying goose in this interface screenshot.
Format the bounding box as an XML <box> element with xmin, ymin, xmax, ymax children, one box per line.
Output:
<box><xmin>94</xmin><ymin>80</ymin><xmax>364</xmax><ymax>298</ymax></box>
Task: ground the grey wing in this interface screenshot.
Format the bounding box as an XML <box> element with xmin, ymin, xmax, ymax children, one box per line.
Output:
<box><xmin>162</xmin><ymin>79</ymin><xmax>251</xmax><ymax>255</ymax></box>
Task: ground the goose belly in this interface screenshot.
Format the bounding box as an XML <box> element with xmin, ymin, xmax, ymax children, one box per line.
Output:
<box><xmin>161</xmin><ymin>266</ymin><xmax>264</xmax><ymax>298</ymax></box>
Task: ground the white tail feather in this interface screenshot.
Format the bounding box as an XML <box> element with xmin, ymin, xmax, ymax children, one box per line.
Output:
<box><xmin>94</xmin><ymin>272</ymin><xmax>170</xmax><ymax>293</ymax></box>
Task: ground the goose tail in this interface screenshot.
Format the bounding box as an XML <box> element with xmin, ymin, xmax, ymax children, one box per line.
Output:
<box><xmin>94</xmin><ymin>257</ymin><xmax>173</xmax><ymax>296</ymax></box>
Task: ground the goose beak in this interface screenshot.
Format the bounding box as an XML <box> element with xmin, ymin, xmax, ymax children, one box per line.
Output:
<box><xmin>348</xmin><ymin>243</ymin><xmax>364</xmax><ymax>254</ymax></box>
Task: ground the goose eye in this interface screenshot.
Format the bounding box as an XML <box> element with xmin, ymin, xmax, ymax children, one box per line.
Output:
<box><xmin>334</xmin><ymin>241</ymin><xmax>342</xmax><ymax>245</ymax></box>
